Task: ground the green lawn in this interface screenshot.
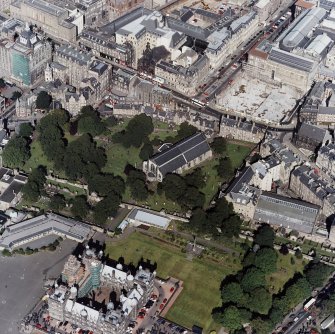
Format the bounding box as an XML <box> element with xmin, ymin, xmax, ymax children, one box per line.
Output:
<box><xmin>24</xmin><ymin>140</ymin><xmax>54</xmax><ymax>173</ymax></box>
<box><xmin>105</xmin><ymin>232</ymin><xmax>241</xmax><ymax>332</ymax></box>
<box><xmin>267</xmin><ymin>254</ymin><xmax>305</xmax><ymax>294</ymax></box>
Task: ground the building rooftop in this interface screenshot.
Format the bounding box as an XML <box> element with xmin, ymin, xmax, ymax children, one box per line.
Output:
<box><xmin>297</xmin><ymin>122</ymin><xmax>327</xmax><ymax>142</ymax></box>
<box><xmin>254</xmin><ymin>192</ymin><xmax>319</xmax><ymax>233</ymax></box>
<box><xmin>128</xmin><ymin>208</ymin><xmax>170</xmax><ymax>229</ymax></box>
<box><xmin>0</xmin><ymin>213</ymin><xmax>91</xmax><ymax>249</ymax></box>
<box><xmin>150</xmin><ymin>132</ymin><xmax>211</xmax><ymax>176</ymax></box>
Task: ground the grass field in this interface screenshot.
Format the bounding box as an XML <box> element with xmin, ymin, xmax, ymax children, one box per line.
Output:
<box><xmin>267</xmin><ymin>254</ymin><xmax>305</xmax><ymax>294</ymax></box>
<box><xmin>105</xmin><ymin>232</ymin><xmax>241</xmax><ymax>332</ymax></box>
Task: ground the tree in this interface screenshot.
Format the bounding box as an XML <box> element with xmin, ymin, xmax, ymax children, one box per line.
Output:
<box><xmin>221</xmin><ymin>282</ymin><xmax>247</xmax><ymax>306</ymax></box>
<box><xmin>0</xmin><ymin>78</ymin><xmax>6</xmax><ymax>88</ymax></box>
<box><xmin>139</xmin><ymin>142</ymin><xmax>154</xmax><ymax>160</ymax></box>
<box><xmin>93</xmin><ymin>193</ymin><xmax>121</xmax><ymax>225</ymax></box>
<box><xmin>305</xmin><ymin>261</ymin><xmax>333</xmax><ymax>288</ymax></box>
<box><xmin>175</xmin><ymin>122</ymin><xmax>197</xmax><ymax>141</ymax></box>
<box><xmin>35</xmin><ymin>90</ymin><xmax>52</xmax><ymax>109</ymax></box>
<box><xmin>22</xmin><ymin>166</ymin><xmax>46</xmax><ymax>202</ymax></box>
<box><xmin>11</xmin><ymin>91</ymin><xmax>22</xmax><ymax>100</ymax></box>
<box><xmin>221</xmin><ymin>214</ymin><xmax>242</xmax><ymax>238</ymax></box>
<box><xmin>181</xmin><ymin>186</ymin><xmax>205</xmax><ymax>210</ymax></box>
<box><xmin>220</xmin><ymin>306</ymin><xmax>243</xmax><ymax>331</ymax></box>
<box><xmin>50</xmin><ymin>194</ymin><xmax>66</xmax><ymax>212</ymax></box>
<box><xmin>88</xmin><ymin>174</ymin><xmax>125</xmax><ymax>197</ymax></box>
<box><xmin>240</xmin><ymin>267</ymin><xmax>266</xmax><ymax>292</ymax></box>
<box><xmin>211</xmin><ymin>137</ymin><xmax>227</xmax><ymax>155</ymax></box>
<box><xmin>78</xmin><ymin>106</ymin><xmax>106</xmax><ymax>136</ymax></box>
<box><xmin>71</xmin><ymin>195</ymin><xmax>89</xmax><ymax>219</ymax></box>
<box><xmin>254</xmin><ymin>224</ymin><xmax>275</xmax><ymax>248</ymax></box>
<box><xmin>248</xmin><ymin>287</ymin><xmax>272</xmax><ymax>314</ymax></box>
<box><xmin>161</xmin><ymin>174</ymin><xmax>187</xmax><ymax>202</ymax></box>
<box><xmin>254</xmin><ymin>247</ymin><xmax>278</xmax><ymax>274</ymax></box>
<box><xmin>129</xmin><ymin>178</ymin><xmax>149</xmax><ymax>201</ymax></box>
<box><xmin>216</xmin><ymin>157</ymin><xmax>233</xmax><ymax>178</ymax></box>
<box><xmin>188</xmin><ymin>208</ymin><xmax>208</xmax><ymax>233</ymax></box>
<box><xmin>322</xmin><ymin>294</ymin><xmax>335</xmax><ymax>317</ymax></box>
<box><xmin>251</xmin><ymin>318</ymin><xmax>273</xmax><ymax>334</ymax></box>
<box><xmin>114</xmin><ymin>114</ymin><xmax>154</xmax><ymax>148</ymax></box>
<box><xmin>185</xmin><ymin>168</ymin><xmax>205</xmax><ymax>188</ymax></box>
<box><xmin>2</xmin><ymin>136</ymin><xmax>30</xmax><ymax>168</ymax></box>
<box><xmin>19</xmin><ymin>123</ymin><xmax>34</xmax><ymax>138</ymax></box>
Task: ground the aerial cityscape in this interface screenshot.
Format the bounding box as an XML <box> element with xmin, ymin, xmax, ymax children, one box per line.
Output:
<box><xmin>1</xmin><ymin>0</ymin><xmax>335</xmax><ymax>333</ymax></box>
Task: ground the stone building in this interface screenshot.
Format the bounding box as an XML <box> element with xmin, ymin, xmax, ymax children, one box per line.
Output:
<box><xmin>143</xmin><ymin>132</ymin><xmax>212</xmax><ymax>182</ymax></box>
<box><xmin>316</xmin><ymin>142</ymin><xmax>335</xmax><ymax>177</ymax></box>
<box><xmin>10</xmin><ymin>0</ymin><xmax>83</xmax><ymax>42</ymax></box>
<box><xmin>48</xmin><ymin>247</ymin><xmax>155</xmax><ymax>334</ymax></box>
<box><xmin>219</xmin><ymin>118</ymin><xmax>264</xmax><ymax>143</ymax></box>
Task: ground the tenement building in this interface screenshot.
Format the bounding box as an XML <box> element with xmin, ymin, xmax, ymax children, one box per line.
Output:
<box><xmin>48</xmin><ymin>247</ymin><xmax>155</xmax><ymax>334</ymax></box>
<box><xmin>143</xmin><ymin>132</ymin><xmax>212</xmax><ymax>182</ymax></box>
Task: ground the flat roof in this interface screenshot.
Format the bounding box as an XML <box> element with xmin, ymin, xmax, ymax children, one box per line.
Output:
<box><xmin>128</xmin><ymin>208</ymin><xmax>170</xmax><ymax>228</ymax></box>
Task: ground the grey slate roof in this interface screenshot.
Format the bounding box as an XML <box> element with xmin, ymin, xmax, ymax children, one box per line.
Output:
<box><xmin>254</xmin><ymin>192</ymin><xmax>319</xmax><ymax>233</ymax></box>
<box><xmin>151</xmin><ymin>132</ymin><xmax>211</xmax><ymax>176</ymax></box>
<box><xmin>297</xmin><ymin>122</ymin><xmax>327</xmax><ymax>142</ymax></box>
<box><xmin>269</xmin><ymin>47</ymin><xmax>316</xmax><ymax>72</ymax></box>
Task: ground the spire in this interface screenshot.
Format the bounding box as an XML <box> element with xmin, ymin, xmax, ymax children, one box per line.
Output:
<box><xmin>25</xmin><ymin>22</ymin><xmax>30</xmax><ymax>32</ymax></box>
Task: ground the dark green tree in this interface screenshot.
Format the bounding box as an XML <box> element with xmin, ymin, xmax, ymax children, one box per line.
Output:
<box><xmin>188</xmin><ymin>208</ymin><xmax>208</xmax><ymax>233</ymax></box>
<box><xmin>175</xmin><ymin>122</ymin><xmax>197</xmax><ymax>141</ymax></box>
<box><xmin>139</xmin><ymin>142</ymin><xmax>154</xmax><ymax>160</ymax></box>
<box><xmin>49</xmin><ymin>194</ymin><xmax>66</xmax><ymax>212</ymax></box>
<box><xmin>129</xmin><ymin>178</ymin><xmax>149</xmax><ymax>201</ymax></box>
<box><xmin>240</xmin><ymin>267</ymin><xmax>266</xmax><ymax>292</ymax></box>
<box><xmin>181</xmin><ymin>186</ymin><xmax>205</xmax><ymax>210</ymax></box>
<box><xmin>251</xmin><ymin>318</ymin><xmax>273</xmax><ymax>334</ymax></box>
<box><xmin>216</xmin><ymin>157</ymin><xmax>233</xmax><ymax>178</ymax></box>
<box><xmin>78</xmin><ymin>106</ymin><xmax>106</xmax><ymax>136</ymax></box>
<box><xmin>305</xmin><ymin>261</ymin><xmax>333</xmax><ymax>288</ymax></box>
<box><xmin>254</xmin><ymin>247</ymin><xmax>278</xmax><ymax>274</ymax></box>
<box><xmin>19</xmin><ymin>123</ymin><xmax>34</xmax><ymax>138</ymax></box>
<box><xmin>22</xmin><ymin>166</ymin><xmax>47</xmax><ymax>202</ymax></box>
<box><xmin>248</xmin><ymin>287</ymin><xmax>272</xmax><ymax>314</ymax></box>
<box><xmin>221</xmin><ymin>214</ymin><xmax>242</xmax><ymax>238</ymax></box>
<box><xmin>221</xmin><ymin>282</ymin><xmax>247</xmax><ymax>306</ymax></box>
<box><xmin>161</xmin><ymin>174</ymin><xmax>187</xmax><ymax>202</ymax></box>
<box><xmin>93</xmin><ymin>193</ymin><xmax>121</xmax><ymax>225</ymax></box>
<box><xmin>211</xmin><ymin>137</ymin><xmax>227</xmax><ymax>155</ymax></box>
<box><xmin>2</xmin><ymin>136</ymin><xmax>30</xmax><ymax>168</ymax></box>
<box><xmin>185</xmin><ymin>168</ymin><xmax>205</xmax><ymax>188</ymax></box>
<box><xmin>254</xmin><ymin>224</ymin><xmax>275</xmax><ymax>248</ymax></box>
<box><xmin>71</xmin><ymin>195</ymin><xmax>89</xmax><ymax>219</ymax></box>
<box><xmin>35</xmin><ymin>90</ymin><xmax>52</xmax><ymax>109</ymax></box>
<box><xmin>220</xmin><ymin>306</ymin><xmax>244</xmax><ymax>331</ymax></box>
<box><xmin>88</xmin><ymin>174</ymin><xmax>125</xmax><ymax>197</ymax></box>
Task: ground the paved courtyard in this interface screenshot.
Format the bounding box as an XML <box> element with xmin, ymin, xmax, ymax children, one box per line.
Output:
<box><xmin>0</xmin><ymin>239</ymin><xmax>77</xmax><ymax>334</ymax></box>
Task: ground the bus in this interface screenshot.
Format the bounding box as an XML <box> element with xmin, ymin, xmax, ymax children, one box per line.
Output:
<box><xmin>303</xmin><ymin>298</ymin><xmax>316</xmax><ymax>311</ymax></box>
<box><xmin>191</xmin><ymin>98</ymin><xmax>205</xmax><ymax>108</ymax></box>
<box><xmin>321</xmin><ymin>315</ymin><xmax>335</xmax><ymax>330</ymax></box>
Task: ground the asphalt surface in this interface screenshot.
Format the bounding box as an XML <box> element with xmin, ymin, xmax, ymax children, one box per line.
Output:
<box><xmin>0</xmin><ymin>239</ymin><xmax>77</xmax><ymax>334</ymax></box>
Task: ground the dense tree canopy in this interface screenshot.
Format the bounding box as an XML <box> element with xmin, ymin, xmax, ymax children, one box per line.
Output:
<box><xmin>2</xmin><ymin>136</ymin><xmax>30</xmax><ymax>168</ymax></box>
<box><xmin>50</xmin><ymin>194</ymin><xmax>66</xmax><ymax>212</ymax></box>
<box><xmin>240</xmin><ymin>267</ymin><xmax>266</xmax><ymax>292</ymax></box>
<box><xmin>88</xmin><ymin>173</ymin><xmax>125</xmax><ymax>198</ymax></box>
<box><xmin>19</xmin><ymin>123</ymin><xmax>34</xmax><ymax>138</ymax></box>
<box><xmin>216</xmin><ymin>157</ymin><xmax>234</xmax><ymax>178</ymax></box>
<box><xmin>254</xmin><ymin>247</ymin><xmax>278</xmax><ymax>274</ymax></box>
<box><xmin>248</xmin><ymin>288</ymin><xmax>272</xmax><ymax>315</ymax></box>
<box><xmin>63</xmin><ymin>134</ymin><xmax>106</xmax><ymax>181</ymax></box>
<box><xmin>114</xmin><ymin>114</ymin><xmax>154</xmax><ymax>148</ymax></box>
<box><xmin>254</xmin><ymin>224</ymin><xmax>275</xmax><ymax>248</ymax></box>
<box><xmin>93</xmin><ymin>192</ymin><xmax>121</xmax><ymax>225</ymax></box>
<box><xmin>36</xmin><ymin>90</ymin><xmax>52</xmax><ymax>109</ymax></box>
<box><xmin>71</xmin><ymin>195</ymin><xmax>89</xmax><ymax>220</ymax></box>
<box><xmin>139</xmin><ymin>142</ymin><xmax>154</xmax><ymax>160</ymax></box>
<box><xmin>22</xmin><ymin>166</ymin><xmax>46</xmax><ymax>202</ymax></box>
<box><xmin>221</xmin><ymin>282</ymin><xmax>246</xmax><ymax>306</ymax></box>
<box><xmin>78</xmin><ymin>106</ymin><xmax>106</xmax><ymax>136</ymax></box>
<box><xmin>304</xmin><ymin>261</ymin><xmax>333</xmax><ymax>288</ymax></box>
<box><xmin>211</xmin><ymin>137</ymin><xmax>227</xmax><ymax>155</ymax></box>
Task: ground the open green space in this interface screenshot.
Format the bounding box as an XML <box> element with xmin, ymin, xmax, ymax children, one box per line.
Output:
<box><xmin>267</xmin><ymin>254</ymin><xmax>305</xmax><ymax>294</ymax></box>
<box><xmin>24</xmin><ymin>140</ymin><xmax>53</xmax><ymax>172</ymax></box>
<box><xmin>105</xmin><ymin>231</ymin><xmax>241</xmax><ymax>332</ymax></box>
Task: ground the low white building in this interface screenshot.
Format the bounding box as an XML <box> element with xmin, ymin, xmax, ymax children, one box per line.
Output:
<box><xmin>127</xmin><ymin>208</ymin><xmax>171</xmax><ymax>229</ymax></box>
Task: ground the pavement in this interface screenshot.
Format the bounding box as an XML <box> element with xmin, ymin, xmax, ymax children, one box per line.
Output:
<box><xmin>0</xmin><ymin>239</ymin><xmax>77</xmax><ymax>334</ymax></box>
